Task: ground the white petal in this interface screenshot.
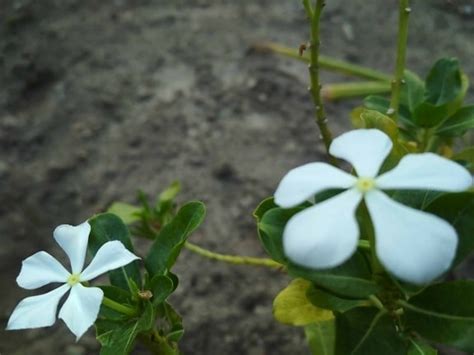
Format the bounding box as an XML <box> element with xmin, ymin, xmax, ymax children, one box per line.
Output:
<box><xmin>6</xmin><ymin>284</ymin><xmax>70</xmax><ymax>330</ymax></box>
<box><xmin>329</xmin><ymin>129</ymin><xmax>393</xmax><ymax>178</ymax></box>
<box><xmin>59</xmin><ymin>284</ymin><xmax>103</xmax><ymax>340</ymax></box>
<box><xmin>283</xmin><ymin>188</ymin><xmax>363</xmax><ymax>268</ymax></box>
<box><xmin>366</xmin><ymin>190</ymin><xmax>457</xmax><ymax>284</ymax></box>
<box><xmin>376</xmin><ymin>153</ymin><xmax>472</xmax><ymax>191</ymax></box>
<box><xmin>274</xmin><ymin>162</ymin><xmax>356</xmax><ymax>208</ymax></box>
<box><xmin>80</xmin><ymin>241</ymin><xmax>139</xmax><ymax>281</ymax></box>
<box><xmin>53</xmin><ymin>221</ymin><xmax>91</xmax><ymax>273</ymax></box>
<box><xmin>17</xmin><ymin>251</ymin><xmax>70</xmax><ymax>290</ymax></box>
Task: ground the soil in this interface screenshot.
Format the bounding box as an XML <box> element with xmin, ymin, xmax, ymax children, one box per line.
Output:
<box><xmin>1</xmin><ymin>0</ymin><xmax>473</xmax><ymax>354</ymax></box>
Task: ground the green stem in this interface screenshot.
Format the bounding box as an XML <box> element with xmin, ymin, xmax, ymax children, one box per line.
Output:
<box><xmin>368</xmin><ymin>295</ymin><xmax>386</xmax><ymax>311</ymax></box>
<box><xmin>102</xmin><ymin>296</ymin><xmax>137</xmax><ymax>316</ymax></box>
<box><xmin>323</xmin><ymin>81</ymin><xmax>391</xmax><ymax>101</ymax></box>
<box><xmin>305</xmin><ymin>0</ymin><xmax>337</xmax><ymax>166</ymax></box>
<box><xmin>357</xmin><ymin>239</ymin><xmax>371</xmax><ymax>250</ymax></box>
<box><xmin>388</xmin><ymin>0</ymin><xmax>411</xmax><ymax>121</ymax></box>
<box><xmin>254</xmin><ymin>42</ymin><xmax>391</xmax><ymax>82</ymax></box>
<box><xmin>185</xmin><ymin>242</ymin><xmax>283</xmax><ymax>270</ymax></box>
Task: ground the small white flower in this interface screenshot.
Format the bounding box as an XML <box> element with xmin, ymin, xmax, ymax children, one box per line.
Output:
<box><xmin>275</xmin><ymin>129</ymin><xmax>472</xmax><ymax>284</ymax></box>
<box><xmin>7</xmin><ymin>221</ymin><xmax>139</xmax><ymax>339</ymax></box>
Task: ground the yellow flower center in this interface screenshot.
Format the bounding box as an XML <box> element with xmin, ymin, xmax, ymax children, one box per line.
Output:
<box><xmin>356</xmin><ymin>177</ymin><xmax>376</xmax><ymax>193</ymax></box>
<box><xmin>67</xmin><ymin>273</ymin><xmax>81</xmax><ymax>286</ymax></box>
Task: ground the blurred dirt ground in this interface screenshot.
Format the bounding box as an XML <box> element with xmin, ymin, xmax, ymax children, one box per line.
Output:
<box><xmin>0</xmin><ymin>0</ymin><xmax>473</xmax><ymax>354</ymax></box>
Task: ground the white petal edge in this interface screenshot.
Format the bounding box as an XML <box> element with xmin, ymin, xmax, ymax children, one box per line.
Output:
<box><xmin>59</xmin><ymin>284</ymin><xmax>103</xmax><ymax>340</ymax></box>
<box><xmin>283</xmin><ymin>188</ymin><xmax>363</xmax><ymax>269</ymax></box>
<box><xmin>16</xmin><ymin>251</ymin><xmax>70</xmax><ymax>290</ymax></box>
<box><xmin>274</xmin><ymin>162</ymin><xmax>356</xmax><ymax>208</ymax></box>
<box><xmin>6</xmin><ymin>284</ymin><xmax>70</xmax><ymax>330</ymax></box>
<box><xmin>53</xmin><ymin>221</ymin><xmax>91</xmax><ymax>274</ymax></box>
<box><xmin>80</xmin><ymin>241</ymin><xmax>139</xmax><ymax>281</ymax></box>
<box><xmin>366</xmin><ymin>190</ymin><xmax>457</xmax><ymax>285</ymax></box>
<box><xmin>376</xmin><ymin>153</ymin><xmax>472</xmax><ymax>191</ymax></box>
<box><xmin>329</xmin><ymin>129</ymin><xmax>393</xmax><ymax>178</ymax></box>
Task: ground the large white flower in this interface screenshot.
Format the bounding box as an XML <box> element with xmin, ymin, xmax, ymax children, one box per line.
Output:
<box><xmin>275</xmin><ymin>129</ymin><xmax>472</xmax><ymax>284</ymax></box>
<box><xmin>7</xmin><ymin>221</ymin><xmax>139</xmax><ymax>339</ymax></box>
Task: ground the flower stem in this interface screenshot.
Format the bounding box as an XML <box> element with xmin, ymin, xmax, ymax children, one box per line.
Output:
<box><xmin>102</xmin><ymin>296</ymin><xmax>137</xmax><ymax>316</ymax></box>
<box><xmin>253</xmin><ymin>42</ymin><xmax>391</xmax><ymax>82</ymax></box>
<box><xmin>322</xmin><ymin>81</ymin><xmax>391</xmax><ymax>101</ymax></box>
<box><xmin>304</xmin><ymin>0</ymin><xmax>338</xmax><ymax>166</ymax></box>
<box><xmin>184</xmin><ymin>242</ymin><xmax>283</xmax><ymax>270</ymax></box>
<box><xmin>388</xmin><ymin>0</ymin><xmax>411</xmax><ymax>121</ymax></box>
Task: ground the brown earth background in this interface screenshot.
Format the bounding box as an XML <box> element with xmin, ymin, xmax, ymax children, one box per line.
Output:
<box><xmin>1</xmin><ymin>0</ymin><xmax>474</xmax><ymax>354</ymax></box>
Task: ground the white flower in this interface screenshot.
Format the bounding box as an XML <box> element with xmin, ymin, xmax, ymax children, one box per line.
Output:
<box><xmin>275</xmin><ymin>129</ymin><xmax>472</xmax><ymax>284</ymax></box>
<box><xmin>6</xmin><ymin>221</ymin><xmax>139</xmax><ymax>339</ymax></box>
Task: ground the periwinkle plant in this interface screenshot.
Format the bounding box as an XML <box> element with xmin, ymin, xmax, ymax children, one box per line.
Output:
<box><xmin>6</xmin><ymin>0</ymin><xmax>474</xmax><ymax>354</ymax></box>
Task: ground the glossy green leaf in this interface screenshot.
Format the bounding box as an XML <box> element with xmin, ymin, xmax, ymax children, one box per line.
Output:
<box><xmin>335</xmin><ymin>308</ymin><xmax>407</xmax><ymax>355</ymax></box>
<box><xmin>407</xmin><ymin>339</ymin><xmax>437</xmax><ymax>355</ymax></box>
<box><xmin>426</xmin><ymin>192</ymin><xmax>474</xmax><ymax>265</ymax></box>
<box><xmin>146</xmin><ymin>201</ymin><xmax>206</xmax><ymax>276</ymax></box>
<box><xmin>273</xmin><ymin>279</ymin><xmax>333</xmax><ymax>326</ymax></box>
<box><xmin>150</xmin><ymin>274</ymin><xmax>174</xmax><ymax>306</ymax></box>
<box><xmin>400</xmin><ymin>70</ymin><xmax>425</xmax><ymax>113</ymax></box>
<box><xmin>89</xmin><ymin>213</ymin><xmax>141</xmax><ymax>290</ymax></box>
<box><xmin>402</xmin><ymin>280</ymin><xmax>474</xmax><ymax>352</ymax></box>
<box><xmin>307</xmin><ymin>285</ymin><xmax>369</xmax><ymax>312</ymax></box>
<box><xmin>258</xmin><ymin>206</ymin><xmax>303</xmax><ymax>263</ymax></box>
<box><xmin>436</xmin><ymin>105</ymin><xmax>474</xmax><ymax>137</ymax></box>
<box><xmin>107</xmin><ymin>202</ymin><xmax>141</xmax><ymax>225</ymax></box>
<box><xmin>424</xmin><ymin>58</ymin><xmax>462</xmax><ymax>106</ymax></box>
<box><xmin>305</xmin><ymin>320</ymin><xmax>335</xmax><ymax>355</ymax></box>
<box><xmin>97</xmin><ymin>301</ymin><xmax>156</xmax><ymax>355</ymax></box>
<box><xmin>288</xmin><ymin>252</ymin><xmax>378</xmax><ymax>299</ymax></box>
<box><xmin>452</xmin><ymin>146</ymin><xmax>474</xmax><ymax>172</ymax></box>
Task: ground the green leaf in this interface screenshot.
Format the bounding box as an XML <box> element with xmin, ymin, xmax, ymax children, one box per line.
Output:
<box><xmin>400</xmin><ymin>70</ymin><xmax>425</xmax><ymax>113</ymax></box>
<box><xmin>99</xmin><ymin>286</ymin><xmax>136</xmax><ymax>320</ymax></box>
<box><xmin>402</xmin><ymin>280</ymin><xmax>474</xmax><ymax>352</ymax></box>
<box><xmin>89</xmin><ymin>213</ymin><xmax>141</xmax><ymax>290</ymax></box>
<box><xmin>413</xmin><ymin>101</ymin><xmax>448</xmax><ymax>128</ymax></box>
<box><xmin>253</xmin><ymin>197</ymin><xmax>278</xmax><ymax>222</ymax></box>
<box><xmin>305</xmin><ymin>320</ymin><xmax>335</xmax><ymax>355</ymax></box>
<box><xmin>159</xmin><ymin>181</ymin><xmax>181</xmax><ymax>203</ymax></box>
<box><xmin>424</xmin><ymin>58</ymin><xmax>462</xmax><ymax>106</ymax></box>
<box><xmin>351</xmin><ymin>108</ymin><xmax>398</xmax><ymax>140</ymax></box>
<box><xmin>407</xmin><ymin>339</ymin><xmax>438</xmax><ymax>355</ymax></box>
<box><xmin>414</xmin><ymin>59</ymin><xmax>468</xmax><ymax>127</ymax></box>
<box><xmin>107</xmin><ymin>202</ymin><xmax>141</xmax><ymax>225</ymax></box>
<box><xmin>389</xmin><ymin>190</ymin><xmax>444</xmax><ymax>210</ymax></box>
<box><xmin>436</xmin><ymin>105</ymin><xmax>474</xmax><ymax>137</ymax></box>
<box><xmin>257</xmin><ymin>206</ymin><xmax>303</xmax><ymax>263</ymax></box>
<box><xmin>426</xmin><ymin>192</ymin><xmax>474</xmax><ymax>265</ymax></box>
<box><xmin>363</xmin><ymin>96</ymin><xmax>413</xmax><ymax>127</ymax></box>
<box><xmin>273</xmin><ymin>279</ymin><xmax>333</xmax><ymax>326</ymax></box>
<box><xmin>150</xmin><ymin>274</ymin><xmax>174</xmax><ymax>306</ymax></box>
<box><xmin>452</xmin><ymin>146</ymin><xmax>474</xmax><ymax>172</ymax></box>
<box><xmin>97</xmin><ymin>301</ymin><xmax>156</xmax><ymax>355</ymax></box>
<box><xmin>146</xmin><ymin>201</ymin><xmax>206</xmax><ymax>276</ymax></box>
<box><xmin>288</xmin><ymin>251</ymin><xmax>378</xmax><ymax>299</ymax></box>
<box><xmin>307</xmin><ymin>285</ymin><xmax>369</xmax><ymax>313</ymax></box>
<box><xmin>335</xmin><ymin>308</ymin><xmax>407</xmax><ymax>355</ymax></box>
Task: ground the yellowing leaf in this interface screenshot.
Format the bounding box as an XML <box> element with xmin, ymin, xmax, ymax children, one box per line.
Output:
<box><xmin>273</xmin><ymin>279</ymin><xmax>333</xmax><ymax>326</ymax></box>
